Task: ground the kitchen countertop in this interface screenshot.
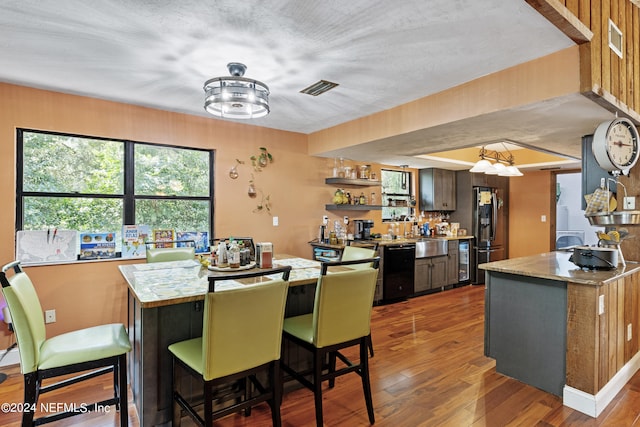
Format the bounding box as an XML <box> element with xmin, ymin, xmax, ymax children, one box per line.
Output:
<box><xmin>479</xmin><ymin>251</ymin><xmax>640</xmax><ymax>286</ymax></box>
<box><xmin>309</xmin><ymin>235</ymin><xmax>473</xmax><ymax>249</ymax></box>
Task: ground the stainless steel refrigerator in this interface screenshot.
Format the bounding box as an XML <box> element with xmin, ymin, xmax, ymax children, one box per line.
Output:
<box><xmin>472</xmin><ymin>187</ymin><xmax>506</xmax><ymax>284</ymax></box>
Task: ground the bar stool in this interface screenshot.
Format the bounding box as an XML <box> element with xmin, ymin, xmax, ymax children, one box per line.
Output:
<box><xmin>0</xmin><ymin>261</ymin><xmax>131</xmax><ymax>427</ymax></box>
<box><xmin>145</xmin><ymin>240</ymin><xmax>196</xmax><ymax>263</ymax></box>
<box><xmin>341</xmin><ymin>245</ymin><xmax>377</xmax><ymax>357</ymax></box>
<box><xmin>169</xmin><ymin>266</ymin><xmax>291</xmax><ymax>426</ymax></box>
<box><xmin>281</xmin><ymin>257</ymin><xmax>380</xmax><ymax>426</ymax></box>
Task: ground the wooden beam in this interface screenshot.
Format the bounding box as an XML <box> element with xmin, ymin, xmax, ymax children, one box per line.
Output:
<box><xmin>525</xmin><ymin>0</ymin><xmax>594</xmax><ymax>43</ymax></box>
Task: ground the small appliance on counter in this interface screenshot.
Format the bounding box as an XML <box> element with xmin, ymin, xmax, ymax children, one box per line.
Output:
<box><xmin>353</xmin><ymin>219</ymin><xmax>374</xmax><ymax>240</ymax></box>
<box><xmin>569</xmin><ymin>246</ymin><xmax>618</xmax><ymax>270</ymax></box>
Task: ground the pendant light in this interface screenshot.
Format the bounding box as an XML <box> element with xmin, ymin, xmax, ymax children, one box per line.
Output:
<box><xmin>469</xmin><ymin>145</ymin><xmax>523</xmax><ymax>177</ymax></box>
<box><xmin>203</xmin><ymin>63</ymin><xmax>270</xmax><ymax>119</ymax></box>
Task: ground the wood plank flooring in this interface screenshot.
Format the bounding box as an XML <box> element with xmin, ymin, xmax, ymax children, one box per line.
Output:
<box><xmin>3</xmin><ymin>285</ymin><xmax>640</xmax><ymax>426</ymax></box>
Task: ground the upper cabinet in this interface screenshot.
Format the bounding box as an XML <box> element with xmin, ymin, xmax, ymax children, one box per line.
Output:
<box><xmin>419</xmin><ymin>168</ymin><xmax>456</xmax><ymax>211</ymax></box>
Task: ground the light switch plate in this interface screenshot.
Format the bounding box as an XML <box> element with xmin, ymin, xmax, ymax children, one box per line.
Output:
<box><xmin>272</xmin><ymin>216</ymin><xmax>279</xmax><ymax>226</ymax></box>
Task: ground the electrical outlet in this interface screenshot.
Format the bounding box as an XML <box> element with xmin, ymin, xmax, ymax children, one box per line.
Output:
<box><xmin>628</xmin><ymin>323</ymin><xmax>633</xmax><ymax>341</ymax></box>
<box><xmin>272</xmin><ymin>216</ymin><xmax>279</xmax><ymax>226</ymax></box>
<box><xmin>322</xmin><ymin>215</ymin><xmax>328</xmax><ymax>225</ymax></box>
<box><xmin>598</xmin><ymin>295</ymin><xmax>605</xmax><ymax>315</ymax></box>
<box><xmin>624</xmin><ymin>197</ymin><xmax>636</xmax><ymax>210</ymax></box>
<box><xmin>343</xmin><ymin>216</ymin><xmax>349</xmax><ymax>224</ymax></box>
<box><xmin>45</xmin><ymin>309</ymin><xmax>56</xmax><ymax>324</ymax></box>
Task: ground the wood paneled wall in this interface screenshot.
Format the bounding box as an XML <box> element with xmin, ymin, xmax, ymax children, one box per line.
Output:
<box><xmin>567</xmin><ymin>270</ymin><xmax>640</xmax><ymax>394</ymax></box>
<box><xmin>528</xmin><ymin>0</ymin><xmax>640</xmax><ymax>120</ymax></box>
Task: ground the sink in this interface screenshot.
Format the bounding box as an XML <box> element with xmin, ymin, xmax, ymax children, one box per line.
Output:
<box><xmin>415</xmin><ymin>239</ymin><xmax>448</xmax><ymax>258</ymax></box>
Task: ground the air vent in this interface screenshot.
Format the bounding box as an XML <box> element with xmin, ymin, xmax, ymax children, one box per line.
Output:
<box><xmin>300</xmin><ymin>80</ymin><xmax>339</xmax><ymax>96</ymax></box>
<box><xmin>609</xmin><ymin>19</ymin><xmax>623</xmax><ymax>58</ymax></box>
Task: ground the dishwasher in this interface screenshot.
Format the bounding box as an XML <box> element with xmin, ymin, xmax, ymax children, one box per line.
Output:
<box><xmin>383</xmin><ymin>243</ymin><xmax>415</xmax><ymax>302</ymax></box>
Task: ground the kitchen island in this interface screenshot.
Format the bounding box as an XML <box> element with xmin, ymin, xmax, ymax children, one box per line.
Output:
<box><xmin>480</xmin><ymin>251</ymin><xmax>640</xmax><ymax>417</ymax></box>
<box><xmin>119</xmin><ymin>255</ymin><xmax>329</xmax><ymax>426</ymax></box>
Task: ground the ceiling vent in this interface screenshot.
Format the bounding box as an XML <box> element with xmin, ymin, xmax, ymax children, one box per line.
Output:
<box><xmin>300</xmin><ymin>80</ymin><xmax>339</xmax><ymax>96</ymax></box>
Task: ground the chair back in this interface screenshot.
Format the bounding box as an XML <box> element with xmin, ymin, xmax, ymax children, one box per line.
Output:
<box><xmin>0</xmin><ymin>261</ymin><xmax>46</xmax><ymax>373</ymax></box>
<box><xmin>312</xmin><ymin>259</ymin><xmax>379</xmax><ymax>348</ymax></box>
<box><xmin>201</xmin><ymin>279</ymin><xmax>289</xmax><ymax>381</ymax></box>
<box><xmin>341</xmin><ymin>246</ymin><xmax>376</xmax><ymax>269</ymax></box>
<box><xmin>146</xmin><ymin>246</ymin><xmax>195</xmax><ymax>263</ymax></box>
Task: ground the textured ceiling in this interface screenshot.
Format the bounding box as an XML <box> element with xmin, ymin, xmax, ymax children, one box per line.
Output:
<box><xmin>0</xmin><ymin>0</ymin><xmax>616</xmax><ymax>169</ymax></box>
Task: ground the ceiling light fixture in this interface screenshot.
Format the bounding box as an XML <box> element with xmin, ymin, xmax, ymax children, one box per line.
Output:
<box><xmin>469</xmin><ymin>145</ymin><xmax>523</xmax><ymax>177</ymax></box>
<box><xmin>203</xmin><ymin>63</ymin><xmax>269</xmax><ymax>119</ymax></box>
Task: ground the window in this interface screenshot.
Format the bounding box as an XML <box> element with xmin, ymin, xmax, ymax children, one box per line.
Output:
<box><xmin>17</xmin><ymin>129</ymin><xmax>213</xmax><ymax>254</ymax></box>
<box><xmin>380</xmin><ymin>169</ymin><xmax>414</xmax><ymax>221</ymax></box>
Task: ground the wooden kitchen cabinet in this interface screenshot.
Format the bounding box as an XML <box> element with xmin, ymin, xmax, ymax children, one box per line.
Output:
<box><xmin>419</xmin><ymin>168</ymin><xmax>456</xmax><ymax>211</ymax></box>
<box><xmin>414</xmin><ymin>255</ymin><xmax>447</xmax><ymax>293</ymax></box>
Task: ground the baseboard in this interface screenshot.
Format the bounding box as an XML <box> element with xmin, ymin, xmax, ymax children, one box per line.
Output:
<box><xmin>0</xmin><ymin>345</ymin><xmax>20</xmax><ymax>368</ymax></box>
<box><xmin>563</xmin><ymin>351</ymin><xmax>640</xmax><ymax>417</ymax></box>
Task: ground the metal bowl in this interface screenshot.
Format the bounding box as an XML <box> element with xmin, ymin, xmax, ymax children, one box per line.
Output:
<box><xmin>587</xmin><ymin>211</ymin><xmax>640</xmax><ymax>225</ymax></box>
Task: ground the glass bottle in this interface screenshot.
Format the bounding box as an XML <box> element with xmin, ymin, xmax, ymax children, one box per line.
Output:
<box><xmin>359</xmin><ymin>192</ymin><xmax>366</xmax><ymax>205</ymax></box>
<box><xmin>217</xmin><ymin>240</ymin><xmax>228</xmax><ymax>268</ymax></box>
<box><xmin>228</xmin><ymin>239</ymin><xmax>240</xmax><ymax>268</ymax></box>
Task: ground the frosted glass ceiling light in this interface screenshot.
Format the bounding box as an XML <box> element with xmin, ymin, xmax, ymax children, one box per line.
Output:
<box><xmin>469</xmin><ymin>159</ymin><xmax>493</xmax><ymax>173</ymax></box>
<box><xmin>204</xmin><ymin>63</ymin><xmax>269</xmax><ymax>119</ymax></box>
<box><xmin>469</xmin><ymin>144</ymin><xmax>523</xmax><ymax>177</ymax></box>
<box><xmin>485</xmin><ymin>162</ymin><xmax>506</xmax><ymax>175</ymax></box>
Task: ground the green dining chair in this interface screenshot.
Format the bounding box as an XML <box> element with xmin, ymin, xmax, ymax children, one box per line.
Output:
<box><xmin>341</xmin><ymin>245</ymin><xmax>378</xmax><ymax>357</ymax></box>
<box><xmin>169</xmin><ymin>266</ymin><xmax>291</xmax><ymax>427</ymax></box>
<box><xmin>145</xmin><ymin>240</ymin><xmax>196</xmax><ymax>263</ymax></box>
<box><xmin>0</xmin><ymin>261</ymin><xmax>131</xmax><ymax>427</ymax></box>
<box><xmin>341</xmin><ymin>245</ymin><xmax>377</xmax><ymax>268</ymax></box>
<box><xmin>281</xmin><ymin>257</ymin><xmax>380</xmax><ymax>427</ymax></box>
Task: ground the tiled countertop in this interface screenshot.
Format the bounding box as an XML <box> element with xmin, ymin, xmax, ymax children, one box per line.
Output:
<box><xmin>479</xmin><ymin>251</ymin><xmax>640</xmax><ymax>286</ymax></box>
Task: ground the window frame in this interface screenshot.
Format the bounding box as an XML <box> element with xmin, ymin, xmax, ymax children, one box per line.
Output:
<box><xmin>16</xmin><ymin>128</ymin><xmax>215</xmax><ymax>239</ymax></box>
<box><xmin>381</xmin><ymin>168</ymin><xmax>414</xmax><ymax>222</ymax></box>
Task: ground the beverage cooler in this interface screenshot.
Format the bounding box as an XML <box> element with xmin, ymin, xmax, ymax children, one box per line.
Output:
<box><xmin>459</xmin><ymin>240</ymin><xmax>470</xmax><ymax>282</ymax></box>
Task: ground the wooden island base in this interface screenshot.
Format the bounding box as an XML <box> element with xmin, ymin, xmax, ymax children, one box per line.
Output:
<box><xmin>481</xmin><ymin>251</ymin><xmax>640</xmax><ymax>418</ymax></box>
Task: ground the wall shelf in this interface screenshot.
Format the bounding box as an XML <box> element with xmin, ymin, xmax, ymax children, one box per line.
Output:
<box><xmin>325</xmin><ymin>204</ymin><xmax>382</xmax><ymax>211</ymax></box>
<box><xmin>325</xmin><ymin>178</ymin><xmax>380</xmax><ymax>186</ymax></box>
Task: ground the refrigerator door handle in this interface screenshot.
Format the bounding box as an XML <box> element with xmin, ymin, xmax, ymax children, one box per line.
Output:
<box><xmin>491</xmin><ymin>192</ymin><xmax>497</xmax><ymax>241</ymax></box>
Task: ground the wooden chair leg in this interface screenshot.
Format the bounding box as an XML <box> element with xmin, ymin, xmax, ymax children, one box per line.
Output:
<box><xmin>118</xmin><ymin>353</ymin><xmax>128</xmax><ymax>427</ymax></box>
<box><xmin>204</xmin><ymin>382</ymin><xmax>214</xmax><ymax>427</ymax></box>
<box><xmin>360</xmin><ymin>338</ymin><xmax>375</xmax><ymax>424</ymax></box>
<box><xmin>328</xmin><ymin>351</ymin><xmax>337</xmax><ymax>388</ymax></box>
<box><xmin>172</xmin><ymin>359</ymin><xmax>182</xmax><ymax>427</ymax></box>
<box><xmin>313</xmin><ymin>349</ymin><xmax>325</xmax><ymax>427</ymax></box>
<box><xmin>270</xmin><ymin>361</ymin><xmax>282</xmax><ymax>427</ymax></box>
<box><xmin>22</xmin><ymin>372</ymin><xmax>38</xmax><ymax>427</ymax></box>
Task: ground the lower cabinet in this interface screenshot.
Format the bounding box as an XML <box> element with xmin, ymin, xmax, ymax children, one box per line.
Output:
<box><xmin>415</xmin><ymin>256</ymin><xmax>447</xmax><ymax>292</ymax></box>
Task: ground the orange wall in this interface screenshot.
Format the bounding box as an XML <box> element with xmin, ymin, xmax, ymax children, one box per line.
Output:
<box><xmin>0</xmin><ymin>83</ymin><xmax>379</xmax><ymax>348</ymax></box>
<box><xmin>508</xmin><ymin>170</ymin><xmax>553</xmax><ymax>258</ymax></box>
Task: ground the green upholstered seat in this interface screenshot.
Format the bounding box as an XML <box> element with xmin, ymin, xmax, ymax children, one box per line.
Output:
<box><xmin>0</xmin><ymin>261</ymin><xmax>131</xmax><ymax>427</ymax></box>
<box><xmin>281</xmin><ymin>257</ymin><xmax>380</xmax><ymax>426</ymax></box>
<box><xmin>169</xmin><ymin>268</ymin><xmax>290</xmax><ymax>427</ymax></box>
<box><xmin>146</xmin><ymin>246</ymin><xmax>195</xmax><ymax>263</ymax></box>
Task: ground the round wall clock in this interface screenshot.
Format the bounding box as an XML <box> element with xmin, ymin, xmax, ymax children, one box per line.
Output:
<box><xmin>592</xmin><ymin>117</ymin><xmax>640</xmax><ymax>172</ymax></box>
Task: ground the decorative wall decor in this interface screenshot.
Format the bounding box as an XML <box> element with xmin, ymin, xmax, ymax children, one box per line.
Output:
<box><xmin>228</xmin><ymin>148</ymin><xmax>274</xmax><ymax>214</ymax></box>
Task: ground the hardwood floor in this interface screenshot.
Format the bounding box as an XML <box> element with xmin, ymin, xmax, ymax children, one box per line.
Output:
<box><xmin>3</xmin><ymin>285</ymin><xmax>640</xmax><ymax>426</ymax></box>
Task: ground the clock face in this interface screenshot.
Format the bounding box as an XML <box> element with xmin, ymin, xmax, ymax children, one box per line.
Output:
<box><xmin>592</xmin><ymin>118</ymin><xmax>640</xmax><ymax>172</ymax></box>
<box><xmin>606</xmin><ymin>121</ymin><xmax>638</xmax><ymax>167</ymax></box>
